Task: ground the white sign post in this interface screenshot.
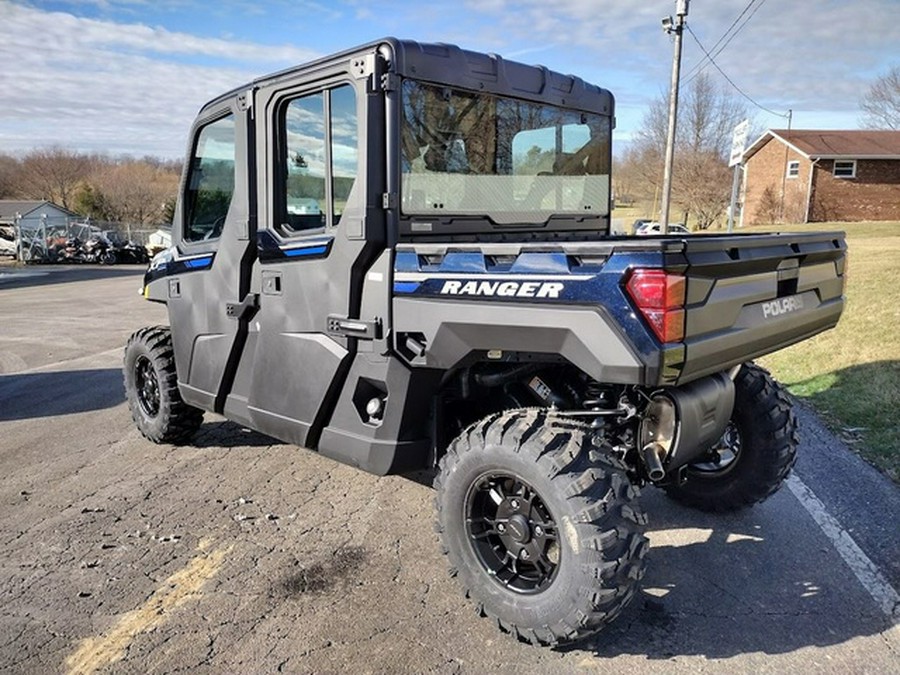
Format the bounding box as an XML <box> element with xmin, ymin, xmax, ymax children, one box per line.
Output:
<box><xmin>727</xmin><ymin>119</ymin><xmax>750</xmax><ymax>232</ymax></box>
<box><xmin>729</xmin><ymin>119</ymin><xmax>750</xmax><ymax>168</ymax></box>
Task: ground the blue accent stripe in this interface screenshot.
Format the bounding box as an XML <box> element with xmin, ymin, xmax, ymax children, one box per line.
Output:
<box><xmin>283</xmin><ymin>244</ymin><xmax>329</xmax><ymax>257</ymax></box>
<box><xmin>393</xmin><ymin>281</ymin><xmax>421</xmax><ymax>294</ymax></box>
<box><xmin>184</xmin><ymin>256</ymin><xmax>213</xmax><ymax>269</ymax></box>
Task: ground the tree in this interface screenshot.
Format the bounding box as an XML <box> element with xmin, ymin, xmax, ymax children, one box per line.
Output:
<box><xmin>90</xmin><ymin>161</ymin><xmax>180</xmax><ymax>225</ymax></box>
<box><xmin>860</xmin><ymin>65</ymin><xmax>900</xmax><ymax>129</ymax></box>
<box><xmin>15</xmin><ymin>147</ymin><xmax>96</xmax><ymax>210</ymax></box>
<box><xmin>0</xmin><ymin>154</ymin><xmax>19</xmax><ymax>199</ymax></box>
<box><xmin>755</xmin><ymin>185</ymin><xmax>781</xmax><ymax>224</ymax></box>
<box><xmin>629</xmin><ymin>73</ymin><xmax>752</xmax><ymax>228</ymax></box>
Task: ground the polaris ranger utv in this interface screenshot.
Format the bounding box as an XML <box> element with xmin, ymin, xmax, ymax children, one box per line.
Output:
<box><xmin>124</xmin><ymin>38</ymin><xmax>846</xmax><ymax>645</ymax></box>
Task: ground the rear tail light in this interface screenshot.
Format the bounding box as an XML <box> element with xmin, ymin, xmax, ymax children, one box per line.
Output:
<box><xmin>624</xmin><ymin>269</ymin><xmax>686</xmax><ymax>343</ymax></box>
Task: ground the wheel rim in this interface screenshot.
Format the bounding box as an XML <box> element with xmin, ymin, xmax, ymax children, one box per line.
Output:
<box><xmin>465</xmin><ymin>472</ymin><xmax>560</xmax><ymax>594</ymax></box>
<box><xmin>134</xmin><ymin>355</ymin><xmax>161</xmax><ymax>418</ymax></box>
<box><xmin>690</xmin><ymin>421</ymin><xmax>742</xmax><ymax>474</ymax></box>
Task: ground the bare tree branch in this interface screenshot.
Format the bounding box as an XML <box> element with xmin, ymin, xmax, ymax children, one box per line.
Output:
<box><xmin>620</xmin><ymin>73</ymin><xmax>753</xmax><ymax>228</ymax></box>
<box><xmin>15</xmin><ymin>147</ymin><xmax>96</xmax><ymax>209</ymax></box>
<box><xmin>860</xmin><ymin>65</ymin><xmax>900</xmax><ymax>130</ymax></box>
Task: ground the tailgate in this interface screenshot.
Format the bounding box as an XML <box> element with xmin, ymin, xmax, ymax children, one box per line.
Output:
<box><xmin>677</xmin><ymin>232</ymin><xmax>846</xmax><ymax>383</ymax></box>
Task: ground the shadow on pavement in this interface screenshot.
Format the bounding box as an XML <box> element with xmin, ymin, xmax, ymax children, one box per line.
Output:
<box><xmin>191</xmin><ymin>420</ymin><xmax>279</xmax><ymax>449</ymax></box>
<box><xmin>0</xmin><ymin>264</ymin><xmax>146</xmax><ymax>291</ymax></box>
<box><xmin>0</xmin><ymin>368</ymin><xmax>124</xmax><ymax>421</ymax></box>
<box><xmin>558</xmin><ymin>489</ymin><xmax>894</xmax><ymax>659</ymax></box>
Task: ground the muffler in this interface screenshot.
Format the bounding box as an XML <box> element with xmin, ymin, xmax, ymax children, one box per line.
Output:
<box><xmin>639</xmin><ymin>371</ymin><xmax>735</xmax><ymax>480</ymax></box>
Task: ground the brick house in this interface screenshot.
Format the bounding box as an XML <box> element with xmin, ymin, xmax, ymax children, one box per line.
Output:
<box><xmin>740</xmin><ymin>129</ymin><xmax>900</xmax><ymax>225</ymax></box>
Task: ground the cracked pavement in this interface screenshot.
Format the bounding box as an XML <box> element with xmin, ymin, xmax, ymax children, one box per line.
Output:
<box><xmin>0</xmin><ymin>265</ymin><xmax>898</xmax><ymax>674</ymax></box>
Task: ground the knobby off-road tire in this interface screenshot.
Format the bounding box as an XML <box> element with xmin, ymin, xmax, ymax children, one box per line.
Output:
<box><xmin>123</xmin><ymin>326</ymin><xmax>203</xmax><ymax>444</ymax></box>
<box><xmin>664</xmin><ymin>363</ymin><xmax>799</xmax><ymax>512</ymax></box>
<box><xmin>435</xmin><ymin>410</ymin><xmax>648</xmax><ymax>646</ymax></box>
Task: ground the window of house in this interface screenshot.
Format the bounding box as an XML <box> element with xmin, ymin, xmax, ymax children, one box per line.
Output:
<box><xmin>786</xmin><ymin>160</ymin><xmax>800</xmax><ymax>179</ymax></box>
<box><xmin>184</xmin><ymin>114</ymin><xmax>236</xmax><ymax>242</ymax></box>
<box><xmin>280</xmin><ymin>84</ymin><xmax>358</xmax><ymax>234</ymax></box>
<box><xmin>833</xmin><ymin>160</ymin><xmax>856</xmax><ymax>178</ymax></box>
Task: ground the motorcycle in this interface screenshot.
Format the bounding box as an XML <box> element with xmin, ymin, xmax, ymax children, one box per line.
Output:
<box><xmin>102</xmin><ymin>231</ymin><xmax>148</xmax><ymax>264</ymax></box>
<box><xmin>55</xmin><ymin>235</ymin><xmax>117</xmax><ymax>264</ymax></box>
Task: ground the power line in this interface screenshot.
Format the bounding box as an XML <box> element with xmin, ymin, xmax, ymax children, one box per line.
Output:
<box><xmin>685</xmin><ymin>24</ymin><xmax>790</xmax><ymax>119</ymax></box>
<box><xmin>685</xmin><ymin>0</ymin><xmax>769</xmax><ymax>86</ymax></box>
<box><xmin>683</xmin><ymin>0</ymin><xmax>760</xmax><ymax>81</ymax></box>
<box><xmin>709</xmin><ymin>0</ymin><xmax>767</xmax><ymax>62</ymax></box>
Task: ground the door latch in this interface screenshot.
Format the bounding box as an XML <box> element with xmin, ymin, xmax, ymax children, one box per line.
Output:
<box><xmin>225</xmin><ymin>293</ymin><xmax>259</xmax><ymax>320</ymax></box>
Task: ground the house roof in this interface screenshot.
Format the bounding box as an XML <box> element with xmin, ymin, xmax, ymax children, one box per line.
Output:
<box><xmin>0</xmin><ymin>200</ymin><xmax>77</xmax><ymax>222</ymax></box>
<box><xmin>743</xmin><ymin>129</ymin><xmax>900</xmax><ymax>162</ymax></box>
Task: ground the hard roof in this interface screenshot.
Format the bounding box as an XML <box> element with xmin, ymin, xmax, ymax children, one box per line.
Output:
<box><xmin>744</xmin><ymin>129</ymin><xmax>900</xmax><ymax>161</ymax></box>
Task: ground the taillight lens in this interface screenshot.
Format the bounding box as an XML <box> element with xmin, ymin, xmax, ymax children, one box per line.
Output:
<box><xmin>625</xmin><ymin>269</ymin><xmax>686</xmax><ymax>343</ymax></box>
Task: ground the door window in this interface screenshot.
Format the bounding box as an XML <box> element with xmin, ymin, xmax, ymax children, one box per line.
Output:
<box><xmin>280</xmin><ymin>85</ymin><xmax>358</xmax><ymax>234</ymax></box>
<box><xmin>330</xmin><ymin>85</ymin><xmax>358</xmax><ymax>226</ymax></box>
<box><xmin>184</xmin><ymin>114</ymin><xmax>236</xmax><ymax>242</ymax></box>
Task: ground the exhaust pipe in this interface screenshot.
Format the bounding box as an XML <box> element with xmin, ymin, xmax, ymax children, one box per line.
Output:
<box><xmin>641</xmin><ymin>442</ymin><xmax>667</xmax><ymax>482</ymax></box>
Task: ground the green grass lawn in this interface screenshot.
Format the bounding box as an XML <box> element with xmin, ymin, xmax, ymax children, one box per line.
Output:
<box><xmin>744</xmin><ymin>221</ymin><xmax>900</xmax><ymax>480</ymax></box>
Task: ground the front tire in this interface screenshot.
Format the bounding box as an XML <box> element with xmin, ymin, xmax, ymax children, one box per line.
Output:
<box><xmin>663</xmin><ymin>363</ymin><xmax>798</xmax><ymax>512</ymax></box>
<box><xmin>123</xmin><ymin>326</ymin><xmax>203</xmax><ymax>444</ymax></box>
<box><xmin>435</xmin><ymin>410</ymin><xmax>648</xmax><ymax>646</ymax></box>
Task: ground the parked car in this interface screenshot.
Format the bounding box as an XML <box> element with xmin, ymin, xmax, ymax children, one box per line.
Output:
<box><xmin>0</xmin><ymin>227</ymin><xmax>17</xmax><ymax>258</ymax></box>
<box><xmin>635</xmin><ymin>222</ymin><xmax>690</xmax><ymax>236</ymax></box>
<box><xmin>630</xmin><ymin>218</ymin><xmax>652</xmax><ymax>234</ymax></box>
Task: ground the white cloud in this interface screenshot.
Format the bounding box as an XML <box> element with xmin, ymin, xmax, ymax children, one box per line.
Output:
<box><xmin>462</xmin><ymin>0</ymin><xmax>900</xmax><ymax>132</ymax></box>
<box><xmin>6</xmin><ymin>2</ymin><xmax>319</xmax><ymax>63</ymax></box>
<box><xmin>1</xmin><ymin>0</ymin><xmax>897</xmax><ymax>158</ymax></box>
<box><xmin>0</xmin><ymin>3</ymin><xmax>320</xmax><ymax>157</ymax></box>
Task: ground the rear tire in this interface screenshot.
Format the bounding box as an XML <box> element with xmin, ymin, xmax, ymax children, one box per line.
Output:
<box><xmin>663</xmin><ymin>363</ymin><xmax>798</xmax><ymax>512</ymax></box>
<box><xmin>123</xmin><ymin>326</ymin><xmax>203</xmax><ymax>444</ymax></box>
<box><xmin>435</xmin><ymin>409</ymin><xmax>648</xmax><ymax>646</ymax></box>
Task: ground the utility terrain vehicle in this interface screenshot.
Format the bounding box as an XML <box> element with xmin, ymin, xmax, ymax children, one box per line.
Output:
<box><xmin>124</xmin><ymin>38</ymin><xmax>845</xmax><ymax>645</ymax></box>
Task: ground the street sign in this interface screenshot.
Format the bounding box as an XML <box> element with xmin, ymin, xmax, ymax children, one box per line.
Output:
<box><xmin>729</xmin><ymin>119</ymin><xmax>750</xmax><ymax>167</ymax></box>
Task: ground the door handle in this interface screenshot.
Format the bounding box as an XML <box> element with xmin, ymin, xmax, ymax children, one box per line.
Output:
<box><xmin>326</xmin><ymin>315</ymin><xmax>382</xmax><ymax>340</ymax></box>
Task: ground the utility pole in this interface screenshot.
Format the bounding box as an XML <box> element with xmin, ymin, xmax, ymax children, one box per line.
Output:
<box><xmin>659</xmin><ymin>0</ymin><xmax>689</xmax><ymax>235</ymax></box>
<box><xmin>778</xmin><ymin>108</ymin><xmax>793</xmax><ymax>221</ymax></box>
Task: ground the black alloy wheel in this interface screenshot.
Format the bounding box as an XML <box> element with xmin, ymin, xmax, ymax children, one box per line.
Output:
<box><xmin>689</xmin><ymin>421</ymin><xmax>742</xmax><ymax>475</ymax></box>
<box><xmin>466</xmin><ymin>473</ymin><xmax>560</xmax><ymax>594</ymax></box>
<box><xmin>134</xmin><ymin>355</ymin><xmax>161</xmax><ymax>418</ymax></box>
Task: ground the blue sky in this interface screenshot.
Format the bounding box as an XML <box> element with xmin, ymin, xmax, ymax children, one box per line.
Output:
<box><xmin>1</xmin><ymin>0</ymin><xmax>898</xmax><ymax>158</ymax></box>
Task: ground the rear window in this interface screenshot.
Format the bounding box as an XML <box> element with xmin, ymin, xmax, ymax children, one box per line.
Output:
<box><xmin>400</xmin><ymin>79</ymin><xmax>611</xmax><ymax>225</ymax></box>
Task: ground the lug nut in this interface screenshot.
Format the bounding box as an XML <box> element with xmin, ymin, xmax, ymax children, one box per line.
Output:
<box><xmin>534</xmin><ymin>525</ymin><xmax>543</xmax><ymax>536</ymax></box>
<box><xmin>510</xmin><ymin>499</ymin><xmax>519</xmax><ymax>509</ymax></box>
<box><xmin>497</xmin><ymin>523</ymin><xmax>506</xmax><ymax>533</ymax></box>
<box><xmin>520</xmin><ymin>549</ymin><xmax>529</xmax><ymax>560</ymax></box>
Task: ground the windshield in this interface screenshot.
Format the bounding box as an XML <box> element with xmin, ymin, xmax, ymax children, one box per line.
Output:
<box><xmin>400</xmin><ymin>80</ymin><xmax>611</xmax><ymax>225</ymax></box>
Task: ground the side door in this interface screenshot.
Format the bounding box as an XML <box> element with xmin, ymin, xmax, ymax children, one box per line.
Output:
<box><xmin>166</xmin><ymin>94</ymin><xmax>257</xmax><ymax>412</ymax></box>
<box><xmin>238</xmin><ymin>65</ymin><xmax>386</xmax><ymax>448</ymax></box>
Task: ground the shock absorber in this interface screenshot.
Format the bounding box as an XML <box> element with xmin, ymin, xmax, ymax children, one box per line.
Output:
<box><xmin>583</xmin><ymin>381</ymin><xmax>615</xmax><ymax>411</ymax></box>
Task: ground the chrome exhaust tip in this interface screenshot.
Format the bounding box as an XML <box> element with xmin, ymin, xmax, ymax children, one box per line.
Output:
<box><xmin>641</xmin><ymin>442</ymin><xmax>667</xmax><ymax>482</ymax></box>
